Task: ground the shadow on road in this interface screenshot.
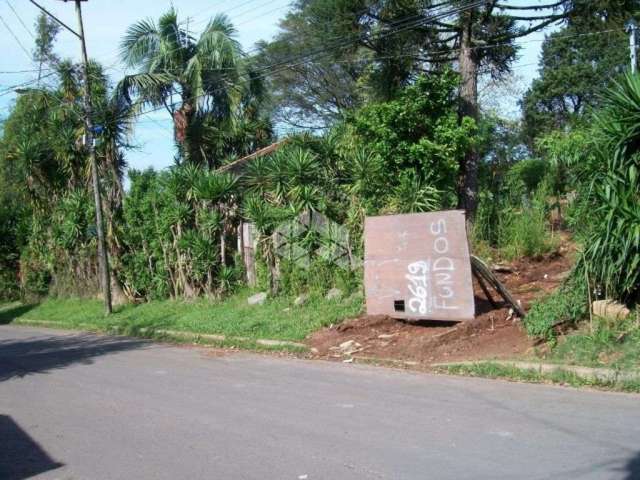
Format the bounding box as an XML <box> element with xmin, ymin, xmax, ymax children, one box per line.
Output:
<box><xmin>0</xmin><ymin>414</ymin><xmax>64</xmax><ymax>479</ymax></box>
<box><xmin>0</xmin><ymin>331</ymin><xmax>149</xmax><ymax>382</ymax></box>
<box><xmin>0</xmin><ymin>303</ymin><xmax>36</xmax><ymax>325</ymax></box>
<box><xmin>623</xmin><ymin>452</ymin><xmax>640</xmax><ymax>480</ymax></box>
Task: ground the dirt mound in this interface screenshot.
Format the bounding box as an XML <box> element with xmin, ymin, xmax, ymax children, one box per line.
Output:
<box><xmin>307</xmin><ymin>251</ymin><xmax>573</xmax><ymax>365</ymax></box>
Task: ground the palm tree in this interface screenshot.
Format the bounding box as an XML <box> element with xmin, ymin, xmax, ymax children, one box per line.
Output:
<box><xmin>119</xmin><ymin>8</ymin><xmax>263</xmax><ymax>168</ymax></box>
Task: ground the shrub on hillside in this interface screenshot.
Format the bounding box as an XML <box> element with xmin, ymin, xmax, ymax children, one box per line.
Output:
<box><xmin>582</xmin><ymin>73</ymin><xmax>640</xmax><ymax>303</ymax></box>
<box><xmin>524</xmin><ymin>276</ymin><xmax>588</xmax><ymax>339</ymax></box>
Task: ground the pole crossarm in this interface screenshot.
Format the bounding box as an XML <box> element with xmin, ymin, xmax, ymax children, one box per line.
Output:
<box><xmin>28</xmin><ymin>0</ymin><xmax>81</xmax><ymax>38</ymax></box>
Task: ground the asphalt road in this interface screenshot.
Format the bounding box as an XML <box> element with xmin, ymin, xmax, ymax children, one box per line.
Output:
<box><xmin>1</xmin><ymin>325</ymin><xmax>639</xmax><ymax>480</ymax></box>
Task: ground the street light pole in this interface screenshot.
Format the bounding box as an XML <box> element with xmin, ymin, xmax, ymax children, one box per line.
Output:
<box><xmin>73</xmin><ymin>0</ymin><xmax>112</xmax><ymax>314</ymax></box>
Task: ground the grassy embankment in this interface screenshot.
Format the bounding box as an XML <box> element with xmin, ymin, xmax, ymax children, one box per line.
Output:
<box><xmin>439</xmin><ymin>361</ymin><xmax>640</xmax><ymax>393</ymax></box>
<box><xmin>0</xmin><ymin>291</ymin><xmax>362</xmax><ymax>351</ymax></box>
<box><xmin>440</xmin><ymin>315</ymin><xmax>640</xmax><ymax>393</ymax></box>
<box><xmin>548</xmin><ymin>316</ymin><xmax>640</xmax><ymax>369</ymax></box>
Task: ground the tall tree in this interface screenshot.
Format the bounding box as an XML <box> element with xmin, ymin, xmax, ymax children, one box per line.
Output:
<box><xmin>0</xmin><ymin>57</ymin><xmax>134</xmax><ymax>300</ymax></box>
<box><xmin>258</xmin><ymin>0</ymin><xmax>443</xmax><ymax>129</ymax></box>
<box><xmin>119</xmin><ymin>8</ymin><xmax>271</xmax><ymax>168</ymax></box>
<box><xmin>33</xmin><ymin>12</ymin><xmax>61</xmax><ymax>82</ymax></box>
<box><xmin>434</xmin><ymin>0</ymin><xmax>640</xmax><ymax>220</ymax></box>
<box><xmin>259</xmin><ymin>0</ymin><xmax>523</xmax><ymax>220</ymax></box>
<box><xmin>521</xmin><ymin>20</ymin><xmax>631</xmax><ymax>142</ymax></box>
<box><xmin>260</xmin><ymin>0</ymin><xmax>638</xmax><ymax>221</ymax></box>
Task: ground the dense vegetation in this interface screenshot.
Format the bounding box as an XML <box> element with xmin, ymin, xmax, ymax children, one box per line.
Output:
<box><xmin>1</xmin><ymin>1</ymin><xmax>639</xmax><ymax>355</ymax></box>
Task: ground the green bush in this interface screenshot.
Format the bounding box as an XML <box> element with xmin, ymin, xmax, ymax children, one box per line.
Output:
<box><xmin>472</xmin><ymin>158</ymin><xmax>556</xmax><ymax>261</ymax></box>
<box><xmin>0</xmin><ymin>271</ymin><xmax>19</xmax><ymax>301</ymax></box>
<box><xmin>524</xmin><ymin>276</ymin><xmax>588</xmax><ymax>339</ymax></box>
<box><xmin>341</xmin><ymin>70</ymin><xmax>476</xmax><ymax>204</ymax></box>
<box><xmin>505</xmin><ymin>158</ymin><xmax>548</xmax><ymax>195</ymax></box>
<box><xmin>474</xmin><ymin>181</ymin><xmax>556</xmax><ymax>261</ymax></box>
<box><xmin>581</xmin><ymin>73</ymin><xmax>640</xmax><ymax>303</ymax></box>
<box><xmin>278</xmin><ymin>258</ymin><xmax>360</xmax><ymax>296</ymax></box>
<box><xmin>497</xmin><ymin>206</ymin><xmax>554</xmax><ymax>260</ymax></box>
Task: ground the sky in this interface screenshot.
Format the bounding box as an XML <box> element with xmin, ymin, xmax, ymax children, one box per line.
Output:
<box><xmin>0</xmin><ymin>0</ymin><xmax>553</xmax><ymax>176</ymax></box>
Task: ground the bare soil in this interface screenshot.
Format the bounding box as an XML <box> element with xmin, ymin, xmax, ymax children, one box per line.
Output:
<box><xmin>307</xmin><ymin>249</ymin><xmax>574</xmax><ymax>366</ymax></box>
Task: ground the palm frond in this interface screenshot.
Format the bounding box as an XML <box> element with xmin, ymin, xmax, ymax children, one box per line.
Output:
<box><xmin>156</xmin><ymin>8</ymin><xmax>189</xmax><ymax>73</ymax></box>
<box><xmin>120</xmin><ymin>18</ymin><xmax>160</xmax><ymax>68</ymax></box>
<box><xmin>55</xmin><ymin>59</ymin><xmax>80</xmax><ymax>99</ymax></box>
<box><xmin>184</xmin><ymin>56</ymin><xmax>204</xmax><ymax>111</ymax></box>
<box><xmin>116</xmin><ymin>72</ymin><xmax>175</xmax><ymax>107</ymax></box>
<box><xmin>198</xmin><ymin>14</ymin><xmax>242</xmax><ymax>71</ymax></box>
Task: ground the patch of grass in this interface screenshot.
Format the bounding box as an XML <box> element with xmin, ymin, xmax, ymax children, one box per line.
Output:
<box><xmin>3</xmin><ymin>289</ymin><xmax>362</xmax><ymax>346</ymax></box>
<box><xmin>471</xmin><ymin>187</ymin><xmax>557</xmax><ymax>264</ymax></box>
<box><xmin>550</xmin><ymin>316</ymin><xmax>640</xmax><ymax>370</ymax></box>
<box><xmin>441</xmin><ymin>362</ymin><xmax>640</xmax><ymax>393</ymax></box>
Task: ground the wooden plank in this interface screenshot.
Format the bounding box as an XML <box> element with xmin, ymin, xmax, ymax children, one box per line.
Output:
<box><xmin>470</xmin><ymin>255</ymin><xmax>526</xmax><ymax>318</ymax></box>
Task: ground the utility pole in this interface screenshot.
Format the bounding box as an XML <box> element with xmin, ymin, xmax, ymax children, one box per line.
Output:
<box><xmin>73</xmin><ymin>0</ymin><xmax>112</xmax><ymax>314</ymax></box>
<box><xmin>31</xmin><ymin>0</ymin><xmax>112</xmax><ymax>313</ymax></box>
<box><xmin>626</xmin><ymin>19</ymin><xmax>638</xmax><ymax>74</ymax></box>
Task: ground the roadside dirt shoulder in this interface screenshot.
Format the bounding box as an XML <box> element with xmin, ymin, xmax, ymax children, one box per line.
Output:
<box><xmin>307</xmin><ymin>252</ymin><xmax>573</xmax><ymax>365</ymax></box>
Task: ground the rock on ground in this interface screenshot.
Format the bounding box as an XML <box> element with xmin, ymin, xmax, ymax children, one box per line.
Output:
<box><xmin>248</xmin><ymin>292</ymin><xmax>268</xmax><ymax>306</ymax></box>
<box><xmin>336</xmin><ymin>339</ymin><xmax>362</xmax><ymax>355</ymax></box>
<box><xmin>592</xmin><ymin>300</ymin><xmax>631</xmax><ymax>320</ymax></box>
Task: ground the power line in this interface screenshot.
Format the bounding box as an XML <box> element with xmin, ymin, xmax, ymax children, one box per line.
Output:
<box><xmin>0</xmin><ymin>12</ymin><xmax>33</xmax><ymax>62</ymax></box>
<box><xmin>6</xmin><ymin>0</ymin><xmax>35</xmax><ymax>39</ymax></box>
<box><xmin>3</xmin><ymin>1</ymin><xmax>622</xmax><ymax>136</ymax></box>
<box><xmin>246</xmin><ymin>1</ymin><xmax>483</xmax><ymax>79</ymax></box>
<box><xmin>93</xmin><ymin>0</ymin><xmax>283</xmax><ymax>67</ymax></box>
<box><xmin>186</xmin><ymin>0</ymin><xmax>271</xmax><ymax>30</ymax></box>
<box><xmin>0</xmin><ymin>70</ymin><xmax>57</xmax><ymax>97</ymax></box>
<box><xmin>28</xmin><ymin>0</ymin><xmax>80</xmax><ymax>38</ymax></box>
<box><xmin>89</xmin><ymin>0</ymin><xmax>395</xmax><ymax>77</ymax></box>
<box><xmin>2</xmin><ymin>9</ymin><xmax>618</xmax><ymax>102</ymax></box>
<box><xmin>123</xmin><ymin>0</ymin><xmax>483</xmax><ymax>122</ymax></box>
<box><xmin>105</xmin><ymin>0</ymin><xmax>585</xmax><ymax>81</ymax></box>
<box><xmin>126</xmin><ymin>23</ymin><xmax>622</xmax><ymax>132</ymax></box>
<box><xmin>234</xmin><ymin>2</ymin><xmax>292</xmax><ymax>28</ymax></box>
<box><xmin>89</xmin><ymin>0</ymin><xmax>457</xmax><ymax>81</ymax></box>
<box><xmin>144</xmin><ymin>0</ymin><xmax>473</xmax><ymax>77</ymax></box>
<box><xmin>0</xmin><ymin>68</ymin><xmax>53</xmax><ymax>74</ymax></box>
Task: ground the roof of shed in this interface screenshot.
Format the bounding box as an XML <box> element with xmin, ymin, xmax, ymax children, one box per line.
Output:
<box><xmin>216</xmin><ymin>139</ymin><xmax>289</xmax><ymax>174</ymax></box>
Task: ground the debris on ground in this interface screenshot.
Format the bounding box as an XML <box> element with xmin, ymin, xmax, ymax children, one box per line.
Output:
<box><xmin>307</xmin><ymin>251</ymin><xmax>574</xmax><ymax>366</ymax></box>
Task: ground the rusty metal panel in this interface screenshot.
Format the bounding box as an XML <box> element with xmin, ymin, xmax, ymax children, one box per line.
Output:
<box><xmin>364</xmin><ymin>210</ymin><xmax>475</xmax><ymax>321</ymax></box>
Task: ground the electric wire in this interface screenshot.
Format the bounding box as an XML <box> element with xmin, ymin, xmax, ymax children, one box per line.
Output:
<box><xmin>122</xmin><ymin>0</ymin><xmax>485</xmax><ymax>122</ymax></box>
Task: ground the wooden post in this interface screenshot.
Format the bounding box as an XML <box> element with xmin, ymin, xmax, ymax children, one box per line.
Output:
<box><xmin>242</xmin><ymin>222</ymin><xmax>257</xmax><ymax>287</ymax></box>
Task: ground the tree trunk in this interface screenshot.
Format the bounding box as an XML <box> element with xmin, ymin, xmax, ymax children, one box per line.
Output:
<box><xmin>458</xmin><ymin>8</ymin><xmax>480</xmax><ymax>226</ymax></box>
<box><xmin>242</xmin><ymin>222</ymin><xmax>257</xmax><ymax>287</ymax></box>
<box><xmin>101</xmin><ymin>178</ymin><xmax>129</xmax><ymax>305</ymax></box>
<box><xmin>174</xmin><ymin>100</ymin><xmax>194</xmax><ymax>163</ymax></box>
<box><xmin>110</xmin><ymin>271</ymin><xmax>128</xmax><ymax>307</ymax></box>
<box><xmin>220</xmin><ymin>230</ymin><xmax>227</xmax><ymax>267</ymax></box>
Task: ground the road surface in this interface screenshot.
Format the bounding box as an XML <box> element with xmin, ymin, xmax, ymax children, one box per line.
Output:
<box><xmin>1</xmin><ymin>325</ymin><xmax>639</xmax><ymax>480</ymax></box>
